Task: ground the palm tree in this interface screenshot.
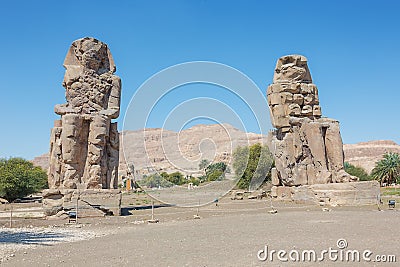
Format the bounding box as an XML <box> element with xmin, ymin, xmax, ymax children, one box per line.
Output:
<box><xmin>371</xmin><ymin>152</ymin><xmax>400</xmax><ymax>186</ymax></box>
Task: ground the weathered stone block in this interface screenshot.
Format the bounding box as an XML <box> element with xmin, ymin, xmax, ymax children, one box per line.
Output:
<box><xmin>267</xmin><ymin>84</ymin><xmax>283</xmax><ymax>94</ymax></box>
<box><xmin>54</xmin><ymin>120</ymin><xmax>62</xmax><ymax>127</ymax></box>
<box><xmin>293</xmin><ymin>165</ymin><xmax>308</xmax><ymax>185</ymax></box>
<box><xmin>275</xmin><ymin>186</ymin><xmax>294</xmax><ymax>199</ymax></box>
<box><xmin>308</xmin><ymin>181</ymin><xmax>380</xmax><ymax>206</ymax></box>
<box><xmin>271</xmin><ymin>168</ymin><xmax>280</xmax><ymax>186</ymax></box>
<box><xmin>306</xmin><ymin>164</ymin><xmax>317</xmax><ymax>184</ymax></box>
<box><xmin>281</xmin><ymin>92</ymin><xmax>294</xmax><ymax>104</ymax></box>
<box><xmin>271</xmin><ymin>104</ymin><xmax>286</xmax><ymax>118</ymax></box>
<box><xmin>274</xmin><ymin>181</ymin><xmax>380</xmax><ymax>206</ymax></box>
<box><xmin>300</xmin><ymin>83</ymin><xmax>313</xmax><ymax>94</ymax></box>
<box><xmin>43</xmin><ymin>189</ymin><xmax>122</xmax><ymax>216</ymax></box>
<box><xmin>285</xmin><ymin>83</ymin><xmax>300</xmax><ymax>94</ymax></box>
<box><xmin>288</xmin><ymin>103</ymin><xmax>301</xmax><ymax>116</ymax></box>
<box><xmin>301</xmin><ymin>105</ymin><xmax>313</xmax><ymax>116</ymax></box>
<box><xmin>292</xmin><ymin>94</ymin><xmax>304</xmax><ymax>105</ymax></box>
<box><xmin>268</xmin><ymin>93</ymin><xmax>281</xmax><ymax>106</ymax></box>
<box><xmin>303</xmin><ymin>94</ymin><xmax>315</xmax><ymax>105</ymax></box>
<box><xmin>313</xmin><ymin>105</ymin><xmax>322</xmax><ymax>117</ymax></box>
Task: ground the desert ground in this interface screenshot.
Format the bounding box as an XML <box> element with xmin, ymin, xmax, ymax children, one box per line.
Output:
<box><xmin>0</xmin><ymin>192</ymin><xmax>399</xmax><ymax>267</ymax></box>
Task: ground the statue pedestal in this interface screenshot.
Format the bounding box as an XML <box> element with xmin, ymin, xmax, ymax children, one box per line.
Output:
<box><xmin>271</xmin><ymin>181</ymin><xmax>380</xmax><ymax>206</ymax></box>
<box><xmin>42</xmin><ymin>189</ymin><xmax>121</xmax><ymax>217</ymax></box>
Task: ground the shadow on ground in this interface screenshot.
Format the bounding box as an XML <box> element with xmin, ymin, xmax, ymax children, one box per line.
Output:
<box><xmin>121</xmin><ymin>204</ymin><xmax>175</xmax><ymax>216</ymax></box>
<box><xmin>0</xmin><ymin>230</ymin><xmax>71</xmax><ymax>245</ymax></box>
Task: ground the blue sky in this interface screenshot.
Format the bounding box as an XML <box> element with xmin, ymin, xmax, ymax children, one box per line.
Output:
<box><xmin>0</xmin><ymin>0</ymin><xmax>399</xmax><ymax>159</ymax></box>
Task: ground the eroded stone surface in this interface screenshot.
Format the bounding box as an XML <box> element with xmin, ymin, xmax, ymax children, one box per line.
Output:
<box><xmin>271</xmin><ymin>181</ymin><xmax>380</xmax><ymax>206</ymax></box>
<box><xmin>267</xmin><ymin>55</ymin><xmax>357</xmax><ymax>186</ymax></box>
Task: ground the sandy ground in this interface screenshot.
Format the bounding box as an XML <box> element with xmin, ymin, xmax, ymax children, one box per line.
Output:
<box><xmin>0</xmin><ymin>196</ymin><xmax>399</xmax><ymax>266</ymax></box>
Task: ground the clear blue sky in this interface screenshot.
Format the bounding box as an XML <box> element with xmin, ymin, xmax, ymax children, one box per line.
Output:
<box><xmin>1</xmin><ymin>0</ymin><xmax>399</xmax><ymax>160</ymax></box>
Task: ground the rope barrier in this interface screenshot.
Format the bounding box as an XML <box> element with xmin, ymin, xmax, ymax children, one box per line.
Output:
<box><xmin>0</xmin><ymin>194</ymin><xmax>390</xmax><ymax>223</ymax></box>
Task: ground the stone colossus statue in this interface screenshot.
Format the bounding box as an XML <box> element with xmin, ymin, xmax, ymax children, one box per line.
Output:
<box><xmin>49</xmin><ymin>37</ymin><xmax>121</xmax><ymax>189</ymax></box>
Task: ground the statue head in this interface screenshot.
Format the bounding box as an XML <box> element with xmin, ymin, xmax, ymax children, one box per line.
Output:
<box><xmin>273</xmin><ymin>55</ymin><xmax>312</xmax><ymax>84</ymax></box>
<box><xmin>63</xmin><ymin>37</ymin><xmax>116</xmax><ymax>76</ymax></box>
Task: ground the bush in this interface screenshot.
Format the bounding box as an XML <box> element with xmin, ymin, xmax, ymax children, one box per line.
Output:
<box><xmin>139</xmin><ymin>174</ymin><xmax>173</xmax><ymax>188</ymax></box>
<box><xmin>188</xmin><ymin>176</ymin><xmax>201</xmax><ymax>186</ymax></box>
<box><xmin>139</xmin><ymin>171</ymin><xmax>190</xmax><ymax>188</ymax></box>
<box><xmin>344</xmin><ymin>162</ymin><xmax>371</xmax><ymax>181</ymax></box>
<box><xmin>205</xmin><ymin>162</ymin><xmax>227</xmax><ymax>175</ymax></box>
<box><xmin>206</xmin><ymin>170</ymin><xmax>224</xmax><ymax>182</ymax></box>
<box><xmin>0</xmin><ymin>158</ymin><xmax>48</xmax><ymax>202</ymax></box>
<box><xmin>233</xmin><ymin>143</ymin><xmax>274</xmax><ymax>190</ymax></box>
<box><xmin>205</xmin><ymin>162</ymin><xmax>227</xmax><ymax>181</ymax></box>
<box><xmin>199</xmin><ymin>159</ymin><xmax>210</xmax><ymax>172</ymax></box>
<box><xmin>166</xmin><ymin>172</ymin><xmax>185</xmax><ymax>185</ymax></box>
<box><xmin>198</xmin><ymin>175</ymin><xmax>207</xmax><ymax>183</ymax></box>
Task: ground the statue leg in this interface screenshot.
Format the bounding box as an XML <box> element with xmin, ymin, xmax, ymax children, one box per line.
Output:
<box><xmin>49</xmin><ymin>125</ymin><xmax>62</xmax><ymax>188</ymax></box>
<box><xmin>87</xmin><ymin>115</ymin><xmax>110</xmax><ymax>189</ymax></box>
<box><xmin>107</xmin><ymin>122</ymin><xmax>119</xmax><ymax>189</ymax></box>
<box><xmin>324</xmin><ymin>120</ymin><xmax>344</xmax><ymax>171</ymax></box>
<box><xmin>303</xmin><ymin>121</ymin><xmax>332</xmax><ymax>184</ymax></box>
<box><xmin>61</xmin><ymin>114</ymin><xmax>84</xmax><ymax>189</ymax></box>
<box><xmin>324</xmin><ymin>120</ymin><xmax>357</xmax><ymax>182</ymax></box>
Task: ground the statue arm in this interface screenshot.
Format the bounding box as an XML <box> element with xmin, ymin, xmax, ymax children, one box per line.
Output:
<box><xmin>54</xmin><ymin>103</ymin><xmax>77</xmax><ymax>115</ymax></box>
<box><xmin>55</xmin><ymin>66</ymin><xmax>82</xmax><ymax>115</ymax></box>
<box><xmin>100</xmin><ymin>75</ymin><xmax>121</xmax><ymax>119</ymax></box>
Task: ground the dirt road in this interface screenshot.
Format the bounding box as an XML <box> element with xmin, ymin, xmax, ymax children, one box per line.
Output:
<box><xmin>1</xmin><ymin>200</ymin><xmax>399</xmax><ymax>266</ymax></box>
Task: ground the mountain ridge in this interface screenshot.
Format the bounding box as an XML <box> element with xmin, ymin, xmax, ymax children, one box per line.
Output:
<box><xmin>32</xmin><ymin>124</ymin><xmax>400</xmax><ymax>176</ymax></box>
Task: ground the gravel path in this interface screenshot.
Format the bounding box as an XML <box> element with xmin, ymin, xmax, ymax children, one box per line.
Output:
<box><xmin>0</xmin><ymin>225</ymin><xmax>107</xmax><ymax>263</ymax></box>
<box><xmin>0</xmin><ymin>202</ymin><xmax>398</xmax><ymax>266</ymax></box>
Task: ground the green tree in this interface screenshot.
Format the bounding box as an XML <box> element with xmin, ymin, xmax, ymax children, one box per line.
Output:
<box><xmin>205</xmin><ymin>162</ymin><xmax>227</xmax><ymax>175</ymax></box>
<box><xmin>199</xmin><ymin>159</ymin><xmax>210</xmax><ymax>175</ymax></box>
<box><xmin>233</xmin><ymin>144</ymin><xmax>274</xmax><ymax>190</ymax></box>
<box><xmin>0</xmin><ymin>158</ymin><xmax>48</xmax><ymax>202</ymax></box>
<box><xmin>160</xmin><ymin>172</ymin><xmax>169</xmax><ymax>180</ymax></box>
<box><xmin>188</xmin><ymin>176</ymin><xmax>201</xmax><ymax>186</ymax></box>
<box><xmin>204</xmin><ymin>162</ymin><xmax>227</xmax><ymax>182</ymax></box>
<box><xmin>198</xmin><ymin>175</ymin><xmax>207</xmax><ymax>183</ymax></box>
<box><xmin>206</xmin><ymin>170</ymin><xmax>224</xmax><ymax>182</ymax></box>
<box><xmin>138</xmin><ymin>174</ymin><xmax>173</xmax><ymax>188</ymax></box>
<box><xmin>371</xmin><ymin>152</ymin><xmax>400</xmax><ymax>186</ymax></box>
<box><xmin>344</xmin><ymin>162</ymin><xmax>371</xmax><ymax>181</ymax></box>
<box><xmin>232</xmin><ymin>146</ymin><xmax>249</xmax><ymax>181</ymax></box>
<box><xmin>166</xmin><ymin>172</ymin><xmax>185</xmax><ymax>185</ymax></box>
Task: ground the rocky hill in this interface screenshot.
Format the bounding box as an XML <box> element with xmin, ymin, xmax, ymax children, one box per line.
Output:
<box><xmin>33</xmin><ymin>124</ymin><xmax>269</xmax><ymax>177</ymax></box>
<box><xmin>120</xmin><ymin>123</ymin><xmax>269</xmax><ymax>176</ymax></box>
<box><xmin>32</xmin><ymin>124</ymin><xmax>400</xmax><ymax>176</ymax></box>
<box><xmin>343</xmin><ymin>140</ymin><xmax>400</xmax><ymax>174</ymax></box>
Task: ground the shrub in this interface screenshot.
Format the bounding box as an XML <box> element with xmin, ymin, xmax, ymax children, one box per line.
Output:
<box><xmin>206</xmin><ymin>170</ymin><xmax>224</xmax><ymax>182</ymax></box>
<box><xmin>188</xmin><ymin>176</ymin><xmax>201</xmax><ymax>186</ymax></box>
<box><xmin>0</xmin><ymin>158</ymin><xmax>48</xmax><ymax>202</ymax></box>
<box><xmin>344</xmin><ymin>162</ymin><xmax>371</xmax><ymax>181</ymax></box>
<box><xmin>138</xmin><ymin>174</ymin><xmax>173</xmax><ymax>188</ymax></box>
<box><xmin>233</xmin><ymin>143</ymin><xmax>274</xmax><ymax>190</ymax></box>
<box><xmin>166</xmin><ymin>172</ymin><xmax>185</xmax><ymax>185</ymax></box>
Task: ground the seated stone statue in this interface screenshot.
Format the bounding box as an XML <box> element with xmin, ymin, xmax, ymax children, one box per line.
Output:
<box><xmin>49</xmin><ymin>37</ymin><xmax>121</xmax><ymax>190</ymax></box>
<box><xmin>267</xmin><ymin>55</ymin><xmax>357</xmax><ymax>186</ymax></box>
